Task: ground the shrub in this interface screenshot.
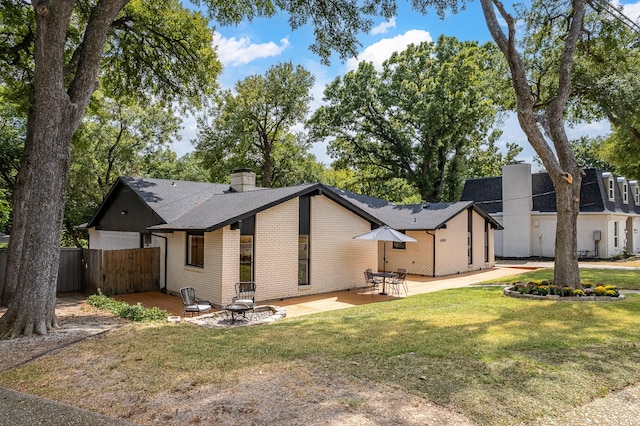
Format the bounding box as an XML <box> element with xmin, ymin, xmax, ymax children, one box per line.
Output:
<box><xmin>594</xmin><ymin>286</ymin><xmax>607</xmax><ymax>296</ymax></box>
<box><xmin>561</xmin><ymin>287</ymin><xmax>573</xmax><ymax>297</ymax></box>
<box><xmin>87</xmin><ymin>291</ymin><xmax>169</xmax><ymax>322</ymax></box>
<box><xmin>508</xmin><ymin>282</ymin><xmax>619</xmax><ymax>298</ymax></box>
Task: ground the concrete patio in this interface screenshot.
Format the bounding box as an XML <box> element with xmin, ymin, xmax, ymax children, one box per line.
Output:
<box><xmin>114</xmin><ymin>265</ymin><xmax>530</xmax><ymax>319</ymax></box>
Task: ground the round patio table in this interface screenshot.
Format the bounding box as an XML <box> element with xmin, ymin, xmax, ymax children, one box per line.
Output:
<box><xmin>372</xmin><ymin>272</ymin><xmax>397</xmax><ymax>295</ymax></box>
<box><xmin>224</xmin><ymin>303</ymin><xmax>253</xmax><ymax>323</ymax></box>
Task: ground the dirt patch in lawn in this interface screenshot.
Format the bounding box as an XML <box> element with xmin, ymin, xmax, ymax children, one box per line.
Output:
<box><xmin>0</xmin><ymin>295</ymin><xmax>476</xmax><ymax>426</ymax></box>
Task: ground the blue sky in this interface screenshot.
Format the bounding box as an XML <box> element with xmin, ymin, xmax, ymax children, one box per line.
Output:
<box><xmin>176</xmin><ymin>0</ymin><xmax>640</xmax><ymax>166</ymax></box>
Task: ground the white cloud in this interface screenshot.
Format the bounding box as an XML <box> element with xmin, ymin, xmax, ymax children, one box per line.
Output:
<box><xmin>346</xmin><ymin>30</ymin><xmax>433</xmax><ymax>71</ymax></box>
<box><xmin>613</xmin><ymin>0</ymin><xmax>640</xmax><ymax>22</ymax></box>
<box><xmin>213</xmin><ymin>31</ymin><xmax>290</xmax><ymax>67</ymax></box>
<box><xmin>370</xmin><ymin>17</ymin><xmax>396</xmax><ymax>35</ymax></box>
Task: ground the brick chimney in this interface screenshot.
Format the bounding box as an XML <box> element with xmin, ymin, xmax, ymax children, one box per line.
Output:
<box><xmin>230</xmin><ymin>169</ymin><xmax>256</xmax><ymax>192</ymax></box>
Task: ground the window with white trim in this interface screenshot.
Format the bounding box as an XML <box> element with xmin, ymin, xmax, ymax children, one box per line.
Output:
<box><xmin>608</xmin><ymin>178</ymin><xmax>614</xmax><ymax>201</ymax></box>
<box><xmin>614</xmin><ymin>222</ymin><xmax>619</xmax><ymax>248</ymax></box>
<box><xmin>623</xmin><ymin>182</ymin><xmax>628</xmax><ymax>204</ymax></box>
<box><xmin>635</xmin><ymin>185</ymin><xmax>639</xmax><ymax>205</ymax></box>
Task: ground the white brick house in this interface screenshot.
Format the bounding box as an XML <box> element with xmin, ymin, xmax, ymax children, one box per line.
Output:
<box><xmin>86</xmin><ymin>171</ymin><xmax>501</xmax><ymax>306</ymax></box>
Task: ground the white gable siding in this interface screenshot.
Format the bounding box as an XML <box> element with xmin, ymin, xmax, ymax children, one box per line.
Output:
<box><xmin>89</xmin><ymin>229</ymin><xmax>140</xmax><ymax>250</ymax></box>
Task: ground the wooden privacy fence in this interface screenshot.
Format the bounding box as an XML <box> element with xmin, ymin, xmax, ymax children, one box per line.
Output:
<box><xmin>84</xmin><ymin>247</ymin><xmax>160</xmax><ymax>296</ymax></box>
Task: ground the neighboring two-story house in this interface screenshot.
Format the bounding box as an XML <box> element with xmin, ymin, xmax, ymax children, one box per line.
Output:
<box><xmin>461</xmin><ymin>163</ymin><xmax>640</xmax><ymax>259</ymax></box>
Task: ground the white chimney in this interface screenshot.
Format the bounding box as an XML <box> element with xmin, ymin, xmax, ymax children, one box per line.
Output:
<box><xmin>502</xmin><ymin>162</ymin><xmax>533</xmax><ymax>257</ymax></box>
<box><xmin>230</xmin><ymin>169</ymin><xmax>256</xmax><ymax>192</ymax></box>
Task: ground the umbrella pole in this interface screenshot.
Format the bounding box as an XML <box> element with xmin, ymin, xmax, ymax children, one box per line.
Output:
<box><xmin>383</xmin><ymin>241</ymin><xmax>386</xmax><ymax>273</ymax></box>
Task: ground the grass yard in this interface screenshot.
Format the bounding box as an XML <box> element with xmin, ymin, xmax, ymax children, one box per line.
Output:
<box><xmin>2</xmin><ymin>287</ymin><xmax>640</xmax><ymax>425</ymax></box>
<box><xmin>480</xmin><ymin>267</ymin><xmax>640</xmax><ymax>290</ymax></box>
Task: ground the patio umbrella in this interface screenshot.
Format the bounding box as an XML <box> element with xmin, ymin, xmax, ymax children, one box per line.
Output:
<box><xmin>353</xmin><ymin>226</ymin><xmax>418</xmax><ymax>272</ymax></box>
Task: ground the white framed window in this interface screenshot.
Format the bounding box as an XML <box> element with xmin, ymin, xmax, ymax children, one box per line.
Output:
<box><xmin>608</xmin><ymin>178</ymin><xmax>614</xmax><ymax>201</ymax></box>
<box><xmin>623</xmin><ymin>182</ymin><xmax>628</xmax><ymax>204</ymax></box>
<box><xmin>614</xmin><ymin>222</ymin><xmax>619</xmax><ymax>248</ymax></box>
<box><xmin>635</xmin><ymin>185</ymin><xmax>639</xmax><ymax>205</ymax></box>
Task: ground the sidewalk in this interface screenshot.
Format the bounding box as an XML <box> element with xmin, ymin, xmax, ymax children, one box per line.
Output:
<box><xmin>0</xmin><ymin>387</ymin><xmax>134</xmax><ymax>426</ymax></box>
<box><xmin>273</xmin><ymin>265</ymin><xmax>529</xmax><ymax>317</ymax></box>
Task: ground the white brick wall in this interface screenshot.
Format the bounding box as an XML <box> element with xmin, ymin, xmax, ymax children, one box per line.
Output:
<box><xmin>254</xmin><ymin>198</ymin><xmax>299</xmax><ymax>301</ymax></box>
<box><xmin>163</xmin><ymin>196</ymin><xmax>499</xmax><ymax>305</ymax></box>
<box><xmin>383</xmin><ymin>230</ymin><xmax>433</xmax><ymax>276</ymax></box>
<box><xmin>310</xmin><ymin>196</ymin><xmax>377</xmax><ymax>292</ymax></box>
<box><xmin>433</xmin><ymin>209</ymin><xmax>495</xmax><ymax>276</ymax></box>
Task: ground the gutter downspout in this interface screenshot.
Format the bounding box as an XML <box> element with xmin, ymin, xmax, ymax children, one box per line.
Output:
<box><xmin>151</xmin><ymin>233</ymin><xmax>168</xmax><ymax>293</ymax></box>
<box><xmin>426</xmin><ymin>230</ymin><xmax>436</xmax><ymax>277</ymax></box>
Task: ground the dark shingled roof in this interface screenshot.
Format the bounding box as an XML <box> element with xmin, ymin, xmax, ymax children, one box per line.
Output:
<box><xmin>149</xmin><ymin>184</ymin><xmax>319</xmax><ymax>231</ymax></box>
<box><xmin>119</xmin><ymin>177</ymin><xmax>232</xmax><ymax>223</ymax></box>
<box><xmin>93</xmin><ymin>177</ymin><xmax>504</xmax><ymax>232</ymax></box>
<box><xmin>459</xmin><ymin>176</ymin><xmax>502</xmax><ymax>213</ymax></box>
<box><xmin>461</xmin><ymin>168</ymin><xmax>640</xmax><ymax>214</ymax></box>
<box><xmin>325</xmin><ymin>186</ymin><xmax>502</xmax><ymax>230</ymax></box>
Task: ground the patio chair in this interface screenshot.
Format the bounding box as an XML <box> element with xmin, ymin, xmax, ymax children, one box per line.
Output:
<box><xmin>364</xmin><ymin>269</ymin><xmax>381</xmax><ymax>296</ymax></box>
<box><xmin>388</xmin><ymin>268</ymin><xmax>408</xmax><ymax>296</ymax></box>
<box><xmin>232</xmin><ymin>282</ymin><xmax>256</xmax><ymax>307</ymax></box>
<box><xmin>230</xmin><ymin>282</ymin><xmax>256</xmax><ymax>320</ymax></box>
<box><xmin>179</xmin><ymin>287</ymin><xmax>213</xmax><ymax>317</ymax></box>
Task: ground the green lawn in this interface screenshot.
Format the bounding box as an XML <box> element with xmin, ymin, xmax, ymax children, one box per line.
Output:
<box><xmin>3</xmin><ymin>287</ymin><xmax>640</xmax><ymax>425</ymax></box>
<box><xmin>480</xmin><ymin>267</ymin><xmax>640</xmax><ymax>290</ymax></box>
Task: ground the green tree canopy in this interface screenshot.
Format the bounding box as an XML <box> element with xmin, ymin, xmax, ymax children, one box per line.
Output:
<box><xmin>309</xmin><ymin>35</ymin><xmax>510</xmax><ymax>202</ymax></box>
<box><xmin>195</xmin><ymin>61</ymin><xmax>318</xmax><ymax>187</ymax></box>
<box><xmin>569</xmin><ymin>11</ymin><xmax>640</xmax><ymax>180</ymax></box>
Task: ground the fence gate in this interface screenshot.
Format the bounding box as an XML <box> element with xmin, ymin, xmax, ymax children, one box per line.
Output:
<box><xmin>84</xmin><ymin>247</ymin><xmax>160</xmax><ymax>296</ymax></box>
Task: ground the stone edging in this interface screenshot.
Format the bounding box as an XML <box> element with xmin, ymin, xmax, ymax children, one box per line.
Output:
<box><xmin>503</xmin><ymin>287</ymin><xmax>626</xmax><ymax>302</ymax></box>
<box><xmin>183</xmin><ymin>305</ymin><xmax>287</xmax><ymax>326</ymax></box>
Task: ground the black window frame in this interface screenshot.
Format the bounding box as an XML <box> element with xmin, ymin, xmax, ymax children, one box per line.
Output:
<box><xmin>186</xmin><ymin>232</ymin><xmax>204</xmax><ymax>268</ymax></box>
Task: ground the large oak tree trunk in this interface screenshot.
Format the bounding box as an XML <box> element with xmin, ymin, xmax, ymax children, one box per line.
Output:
<box><xmin>481</xmin><ymin>0</ymin><xmax>585</xmax><ymax>288</ymax></box>
<box><xmin>0</xmin><ymin>0</ymin><xmax>129</xmax><ymax>338</ymax></box>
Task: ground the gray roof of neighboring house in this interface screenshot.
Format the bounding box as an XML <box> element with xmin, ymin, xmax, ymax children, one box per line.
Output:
<box><xmin>461</xmin><ymin>168</ymin><xmax>640</xmax><ymax>215</ymax></box>
<box><xmin>0</xmin><ymin>233</ymin><xmax>9</xmax><ymax>244</ymax></box>
<box><xmin>95</xmin><ymin>177</ymin><xmax>502</xmax><ymax>232</ymax></box>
